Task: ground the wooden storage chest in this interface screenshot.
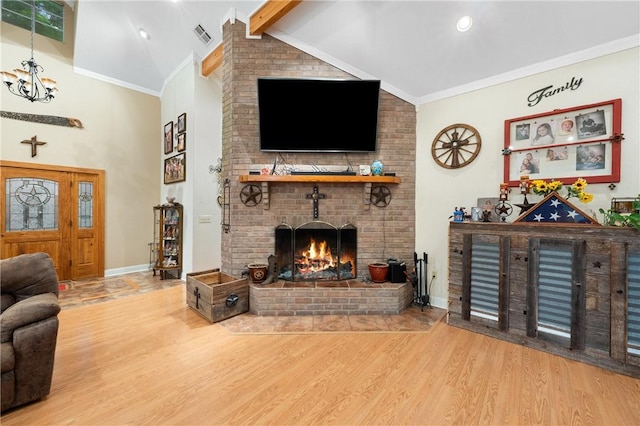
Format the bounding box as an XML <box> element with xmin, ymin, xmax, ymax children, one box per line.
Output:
<box><xmin>186</xmin><ymin>269</ymin><xmax>249</xmax><ymax>323</ymax></box>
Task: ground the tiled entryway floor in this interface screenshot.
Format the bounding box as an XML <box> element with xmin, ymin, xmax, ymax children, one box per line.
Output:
<box><xmin>59</xmin><ymin>271</ymin><xmax>447</xmax><ymax>333</ymax></box>
<box><xmin>58</xmin><ymin>270</ymin><xmax>183</xmax><ymax>310</ymax></box>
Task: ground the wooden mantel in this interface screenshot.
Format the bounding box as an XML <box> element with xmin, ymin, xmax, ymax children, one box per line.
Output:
<box><xmin>238</xmin><ymin>174</ymin><xmax>401</xmax><ymax>210</ymax></box>
<box><xmin>239</xmin><ymin>174</ymin><xmax>400</xmax><ymax>184</ymax></box>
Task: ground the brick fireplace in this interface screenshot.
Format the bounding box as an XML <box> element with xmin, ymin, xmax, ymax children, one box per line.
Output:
<box><xmin>220</xmin><ymin>21</ymin><xmax>417</xmax><ymax>289</ymax></box>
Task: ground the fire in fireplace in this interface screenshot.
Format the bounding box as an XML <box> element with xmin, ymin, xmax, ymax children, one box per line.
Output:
<box><xmin>296</xmin><ymin>237</ymin><xmax>335</xmax><ymax>274</ymax></box>
<box><xmin>275</xmin><ymin>221</ymin><xmax>357</xmax><ymax>281</ymax></box>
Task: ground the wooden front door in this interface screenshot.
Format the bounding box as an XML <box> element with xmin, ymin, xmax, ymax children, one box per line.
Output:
<box><xmin>0</xmin><ymin>161</ymin><xmax>105</xmax><ymax>280</ymax></box>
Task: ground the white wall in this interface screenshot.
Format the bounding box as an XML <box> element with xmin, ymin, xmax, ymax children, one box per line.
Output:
<box><xmin>160</xmin><ymin>60</ymin><xmax>223</xmax><ymax>276</ymax></box>
<box><xmin>192</xmin><ymin>70</ymin><xmax>223</xmax><ymax>272</ymax></box>
<box><xmin>416</xmin><ymin>47</ymin><xmax>640</xmax><ymax>308</ymax></box>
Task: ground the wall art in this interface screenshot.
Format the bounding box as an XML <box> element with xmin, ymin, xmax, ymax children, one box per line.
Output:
<box><xmin>164</xmin><ymin>152</ymin><xmax>186</xmax><ymax>184</ymax></box>
<box><xmin>177</xmin><ymin>113</ymin><xmax>186</xmax><ymax>134</ymax></box>
<box><xmin>503</xmin><ymin>99</ymin><xmax>622</xmax><ymax>187</ymax></box>
<box><xmin>164</xmin><ymin>121</ymin><xmax>174</xmax><ymax>154</ymax></box>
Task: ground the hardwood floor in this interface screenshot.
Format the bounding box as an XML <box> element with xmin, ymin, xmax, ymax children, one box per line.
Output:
<box><xmin>2</xmin><ymin>284</ymin><xmax>639</xmax><ymax>425</ymax></box>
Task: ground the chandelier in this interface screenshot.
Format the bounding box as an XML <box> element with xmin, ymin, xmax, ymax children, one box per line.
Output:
<box><xmin>1</xmin><ymin>1</ymin><xmax>58</xmax><ymax>103</ymax></box>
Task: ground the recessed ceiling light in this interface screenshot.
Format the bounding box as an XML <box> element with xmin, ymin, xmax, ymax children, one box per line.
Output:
<box><xmin>138</xmin><ymin>27</ymin><xmax>150</xmax><ymax>40</ymax></box>
<box><xmin>456</xmin><ymin>16</ymin><xmax>473</xmax><ymax>32</ymax></box>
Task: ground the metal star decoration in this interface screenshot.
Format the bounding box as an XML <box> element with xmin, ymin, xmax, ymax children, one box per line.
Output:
<box><xmin>370</xmin><ymin>185</ymin><xmax>391</xmax><ymax>207</ymax></box>
<box><xmin>515</xmin><ymin>195</ymin><xmax>535</xmax><ymax>215</ymax></box>
<box><xmin>239</xmin><ymin>184</ymin><xmax>262</xmax><ymax>206</ymax></box>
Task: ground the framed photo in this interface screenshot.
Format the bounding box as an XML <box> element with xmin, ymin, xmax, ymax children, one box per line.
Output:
<box><xmin>177</xmin><ymin>113</ymin><xmax>187</xmax><ymax>134</ymax></box>
<box><xmin>611</xmin><ymin>197</ymin><xmax>639</xmax><ymax>214</ymax></box>
<box><xmin>476</xmin><ymin>197</ymin><xmax>501</xmax><ymax>222</ymax></box>
<box><xmin>503</xmin><ymin>99</ymin><xmax>621</xmax><ymax>187</ymax></box>
<box><xmin>177</xmin><ymin>133</ymin><xmax>186</xmax><ymax>152</ymax></box>
<box><xmin>164</xmin><ymin>153</ymin><xmax>186</xmax><ymax>184</ymax></box>
<box><xmin>164</xmin><ymin>121</ymin><xmax>174</xmax><ymax>154</ymax></box>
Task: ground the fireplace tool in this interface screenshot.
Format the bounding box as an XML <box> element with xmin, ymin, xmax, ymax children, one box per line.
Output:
<box><xmin>410</xmin><ymin>252</ymin><xmax>430</xmax><ymax>311</ymax></box>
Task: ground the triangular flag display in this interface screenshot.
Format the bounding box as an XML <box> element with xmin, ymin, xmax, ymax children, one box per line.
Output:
<box><xmin>514</xmin><ymin>191</ymin><xmax>600</xmax><ymax>224</ymax></box>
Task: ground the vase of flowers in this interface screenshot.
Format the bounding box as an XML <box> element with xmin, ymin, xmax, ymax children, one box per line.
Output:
<box><xmin>530</xmin><ymin>178</ymin><xmax>594</xmax><ymax>203</ymax></box>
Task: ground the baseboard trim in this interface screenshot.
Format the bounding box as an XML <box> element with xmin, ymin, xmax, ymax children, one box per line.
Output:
<box><xmin>429</xmin><ymin>296</ymin><xmax>447</xmax><ymax>310</ymax></box>
<box><xmin>104</xmin><ymin>264</ymin><xmax>150</xmax><ymax>277</ymax></box>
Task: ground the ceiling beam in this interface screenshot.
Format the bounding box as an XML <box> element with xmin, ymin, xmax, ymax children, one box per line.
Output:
<box><xmin>201</xmin><ymin>0</ymin><xmax>301</xmax><ymax>77</ymax></box>
<box><xmin>200</xmin><ymin>0</ymin><xmax>302</xmax><ymax>77</ymax></box>
<box><xmin>201</xmin><ymin>43</ymin><xmax>223</xmax><ymax>77</ymax></box>
<box><xmin>249</xmin><ymin>0</ymin><xmax>301</xmax><ymax>36</ymax></box>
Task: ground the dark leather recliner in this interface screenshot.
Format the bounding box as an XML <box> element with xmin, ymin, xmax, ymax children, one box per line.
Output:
<box><xmin>1</xmin><ymin>252</ymin><xmax>61</xmax><ymax>412</ymax></box>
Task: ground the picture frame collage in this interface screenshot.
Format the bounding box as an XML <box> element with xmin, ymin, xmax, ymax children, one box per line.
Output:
<box><xmin>164</xmin><ymin>113</ymin><xmax>187</xmax><ymax>184</ymax></box>
<box><xmin>503</xmin><ymin>99</ymin><xmax>622</xmax><ymax>187</ymax></box>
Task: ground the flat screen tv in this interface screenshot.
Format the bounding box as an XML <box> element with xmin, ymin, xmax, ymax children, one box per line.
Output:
<box><xmin>257</xmin><ymin>78</ymin><xmax>380</xmax><ymax>153</ymax></box>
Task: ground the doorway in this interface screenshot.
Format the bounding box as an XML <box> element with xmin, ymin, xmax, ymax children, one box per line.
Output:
<box><xmin>1</xmin><ymin>160</ymin><xmax>105</xmax><ymax>280</ymax></box>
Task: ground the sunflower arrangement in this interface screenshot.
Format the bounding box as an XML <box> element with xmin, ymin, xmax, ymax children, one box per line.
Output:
<box><xmin>530</xmin><ymin>179</ymin><xmax>562</xmax><ymax>195</ymax></box>
<box><xmin>530</xmin><ymin>178</ymin><xmax>594</xmax><ymax>203</ymax></box>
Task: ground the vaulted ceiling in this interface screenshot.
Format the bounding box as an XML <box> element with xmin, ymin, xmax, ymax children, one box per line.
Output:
<box><xmin>73</xmin><ymin>1</ymin><xmax>640</xmax><ymax>105</ymax></box>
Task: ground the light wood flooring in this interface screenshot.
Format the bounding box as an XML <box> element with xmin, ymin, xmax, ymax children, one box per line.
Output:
<box><xmin>2</xmin><ymin>278</ymin><xmax>639</xmax><ymax>425</ymax></box>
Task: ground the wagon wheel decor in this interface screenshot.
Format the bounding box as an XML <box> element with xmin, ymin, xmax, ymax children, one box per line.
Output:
<box><xmin>370</xmin><ymin>185</ymin><xmax>391</xmax><ymax>207</ymax></box>
<box><xmin>431</xmin><ymin>123</ymin><xmax>482</xmax><ymax>169</ymax></box>
<box><xmin>239</xmin><ymin>184</ymin><xmax>262</xmax><ymax>206</ymax></box>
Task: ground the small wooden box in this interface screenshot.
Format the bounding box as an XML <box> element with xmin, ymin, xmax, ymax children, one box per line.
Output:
<box><xmin>186</xmin><ymin>269</ymin><xmax>249</xmax><ymax>323</ymax></box>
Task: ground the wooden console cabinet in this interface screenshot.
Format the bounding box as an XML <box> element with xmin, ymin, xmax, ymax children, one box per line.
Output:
<box><xmin>448</xmin><ymin>222</ymin><xmax>640</xmax><ymax>377</ymax></box>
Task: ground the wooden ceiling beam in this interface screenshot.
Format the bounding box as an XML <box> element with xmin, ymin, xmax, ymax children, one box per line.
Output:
<box><xmin>201</xmin><ymin>0</ymin><xmax>301</xmax><ymax>77</ymax></box>
<box><xmin>249</xmin><ymin>0</ymin><xmax>302</xmax><ymax>36</ymax></box>
<box><xmin>201</xmin><ymin>43</ymin><xmax>223</xmax><ymax>77</ymax></box>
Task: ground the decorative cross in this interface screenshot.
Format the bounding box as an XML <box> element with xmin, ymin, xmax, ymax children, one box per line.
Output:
<box><xmin>306</xmin><ymin>185</ymin><xmax>326</xmax><ymax>219</ymax></box>
<box><xmin>21</xmin><ymin>135</ymin><xmax>46</xmax><ymax>157</ymax></box>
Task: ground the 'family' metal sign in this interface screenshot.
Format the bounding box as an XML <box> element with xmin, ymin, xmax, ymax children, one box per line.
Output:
<box><xmin>527</xmin><ymin>77</ymin><xmax>583</xmax><ymax>107</ymax></box>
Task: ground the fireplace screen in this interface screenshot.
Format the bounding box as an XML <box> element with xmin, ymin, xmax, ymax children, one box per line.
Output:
<box><xmin>275</xmin><ymin>222</ymin><xmax>356</xmax><ymax>281</ymax></box>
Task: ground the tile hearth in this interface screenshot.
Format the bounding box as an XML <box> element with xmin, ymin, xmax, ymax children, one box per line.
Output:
<box><xmin>59</xmin><ymin>271</ymin><xmax>445</xmax><ymax>333</ymax></box>
<box><xmin>220</xmin><ymin>307</ymin><xmax>446</xmax><ymax>334</ymax></box>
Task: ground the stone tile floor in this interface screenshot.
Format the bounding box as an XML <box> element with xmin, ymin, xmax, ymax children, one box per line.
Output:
<box><xmin>58</xmin><ymin>270</ymin><xmax>183</xmax><ymax>310</ymax></box>
<box><xmin>59</xmin><ymin>271</ymin><xmax>447</xmax><ymax>333</ymax></box>
<box><xmin>220</xmin><ymin>307</ymin><xmax>446</xmax><ymax>334</ymax></box>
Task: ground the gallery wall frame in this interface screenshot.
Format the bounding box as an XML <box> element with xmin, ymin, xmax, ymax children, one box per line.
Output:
<box><xmin>177</xmin><ymin>133</ymin><xmax>186</xmax><ymax>152</ymax></box>
<box><xmin>503</xmin><ymin>98</ymin><xmax>622</xmax><ymax>187</ymax></box>
<box><xmin>177</xmin><ymin>113</ymin><xmax>187</xmax><ymax>134</ymax></box>
<box><xmin>164</xmin><ymin>121</ymin><xmax>174</xmax><ymax>154</ymax></box>
<box><xmin>164</xmin><ymin>152</ymin><xmax>186</xmax><ymax>184</ymax></box>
